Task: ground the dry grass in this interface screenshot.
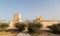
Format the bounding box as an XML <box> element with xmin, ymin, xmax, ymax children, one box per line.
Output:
<box><xmin>0</xmin><ymin>31</ymin><xmax>18</xmax><ymax>36</ymax></box>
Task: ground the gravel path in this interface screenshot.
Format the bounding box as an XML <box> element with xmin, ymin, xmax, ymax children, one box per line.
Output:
<box><xmin>17</xmin><ymin>30</ymin><xmax>60</xmax><ymax>36</ymax></box>
<box><xmin>32</xmin><ymin>30</ymin><xmax>60</xmax><ymax>36</ymax></box>
<box><xmin>17</xmin><ymin>31</ymin><xmax>31</xmax><ymax>36</ymax></box>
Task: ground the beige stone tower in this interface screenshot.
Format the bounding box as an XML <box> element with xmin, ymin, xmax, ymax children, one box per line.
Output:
<box><xmin>35</xmin><ymin>16</ymin><xmax>43</xmax><ymax>23</ymax></box>
<box><xmin>36</xmin><ymin>16</ymin><xmax>43</xmax><ymax>21</ymax></box>
<box><xmin>12</xmin><ymin>13</ymin><xmax>22</xmax><ymax>24</ymax></box>
<box><xmin>7</xmin><ymin>13</ymin><xmax>22</xmax><ymax>29</ymax></box>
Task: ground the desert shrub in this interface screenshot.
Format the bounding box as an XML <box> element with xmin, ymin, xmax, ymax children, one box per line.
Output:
<box><xmin>47</xmin><ymin>23</ymin><xmax>60</xmax><ymax>34</ymax></box>
<box><xmin>0</xmin><ymin>23</ymin><xmax>9</xmax><ymax>30</ymax></box>
<box><xmin>15</xmin><ymin>22</ymin><xmax>26</xmax><ymax>32</ymax></box>
<box><xmin>28</xmin><ymin>22</ymin><xmax>42</xmax><ymax>34</ymax></box>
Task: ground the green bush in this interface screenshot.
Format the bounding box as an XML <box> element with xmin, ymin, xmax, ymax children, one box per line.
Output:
<box><xmin>0</xmin><ymin>23</ymin><xmax>9</xmax><ymax>30</ymax></box>
<box><xmin>47</xmin><ymin>23</ymin><xmax>60</xmax><ymax>34</ymax></box>
<box><xmin>28</xmin><ymin>22</ymin><xmax>42</xmax><ymax>34</ymax></box>
<box><xmin>15</xmin><ymin>22</ymin><xmax>26</xmax><ymax>32</ymax></box>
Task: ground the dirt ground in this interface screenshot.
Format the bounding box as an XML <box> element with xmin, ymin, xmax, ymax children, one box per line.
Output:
<box><xmin>0</xmin><ymin>31</ymin><xmax>18</xmax><ymax>36</ymax></box>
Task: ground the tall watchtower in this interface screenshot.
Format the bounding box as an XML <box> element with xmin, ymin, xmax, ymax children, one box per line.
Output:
<box><xmin>12</xmin><ymin>13</ymin><xmax>22</xmax><ymax>24</ymax></box>
<box><xmin>36</xmin><ymin>16</ymin><xmax>43</xmax><ymax>21</ymax></box>
<box><xmin>7</xmin><ymin>13</ymin><xmax>22</xmax><ymax>29</ymax></box>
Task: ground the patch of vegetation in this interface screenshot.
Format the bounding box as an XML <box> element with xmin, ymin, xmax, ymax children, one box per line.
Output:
<box><xmin>0</xmin><ymin>23</ymin><xmax>9</xmax><ymax>30</ymax></box>
<box><xmin>47</xmin><ymin>23</ymin><xmax>60</xmax><ymax>34</ymax></box>
<box><xmin>28</xmin><ymin>22</ymin><xmax>42</xmax><ymax>35</ymax></box>
<box><xmin>15</xmin><ymin>22</ymin><xmax>26</xmax><ymax>32</ymax></box>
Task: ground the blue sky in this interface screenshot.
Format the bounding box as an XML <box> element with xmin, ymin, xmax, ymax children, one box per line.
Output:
<box><xmin>0</xmin><ymin>0</ymin><xmax>60</xmax><ymax>21</ymax></box>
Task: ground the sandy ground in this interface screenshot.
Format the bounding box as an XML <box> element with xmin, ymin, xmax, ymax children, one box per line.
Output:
<box><xmin>0</xmin><ymin>31</ymin><xmax>17</xmax><ymax>36</ymax></box>
<box><xmin>17</xmin><ymin>30</ymin><xmax>60</xmax><ymax>36</ymax></box>
<box><xmin>17</xmin><ymin>31</ymin><xmax>31</xmax><ymax>36</ymax></box>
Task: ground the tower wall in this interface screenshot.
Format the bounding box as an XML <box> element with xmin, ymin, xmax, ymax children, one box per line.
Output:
<box><xmin>36</xmin><ymin>16</ymin><xmax>43</xmax><ymax>21</ymax></box>
<box><xmin>12</xmin><ymin>13</ymin><xmax>22</xmax><ymax>24</ymax></box>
